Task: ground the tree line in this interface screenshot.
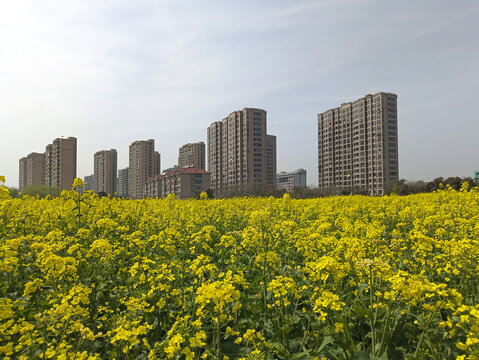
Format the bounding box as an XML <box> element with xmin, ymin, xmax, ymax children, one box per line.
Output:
<box><xmin>6</xmin><ymin>176</ymin><xmax>477</xmax><ymax>199</ymax></box>
<box><xmin>386</xmin><ymin>176</ymin><xmax>476</xmax><ymax>195</ymax></box>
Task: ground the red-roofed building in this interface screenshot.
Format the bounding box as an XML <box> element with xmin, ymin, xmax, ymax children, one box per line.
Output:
<box><xmin>143</xmin><ymin>166</ymin><xmax>211</xmax><ymax>199</ymax></box>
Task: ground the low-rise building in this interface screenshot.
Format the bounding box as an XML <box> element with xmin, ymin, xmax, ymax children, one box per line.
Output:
<box><xmin>277</xmin><ymin>169</ymin><xmax>307</xmax><ymax>192</ymax></box>
<box><xmin>163</xmin><ymin>166</ymin><xmax>178</xmax><ymax>173</ymax></box>
<box><xmin>144</xmin><ymin>174</ymin><xmax>164</xmax><ymax>198</ymax></box>
<box><xmin>144</xmin><ymin>167</ymin><xmax>210</xmax><ymax>199</ymax></box>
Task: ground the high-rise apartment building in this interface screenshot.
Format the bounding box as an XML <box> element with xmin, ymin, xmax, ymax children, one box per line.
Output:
<box><xmin>155</xmin><ymin>152</ymin><xmax>161</xmax><ymax>175</ymax></box>
<box><xmin>19</xmin><ymin>157</ymin><xmax>27</xmax><ymax>192</ymax></box>
<box><xmin>207</xmin><ymin>108</ymin><xmax>276</xmax><ymax>196</ymax></box>
<box><xmin>26</xmin><ymin>153</ymin><xmax>45</xmax><ymax>188</ymax></box>
<box><xmin>266</xmin><ymin>135</ymin><xmax>277</xmax><ymax>186</ymax></box>
<box><xmin>20</xmin><ymin>153</ymin><xmax>46</xmax><ymax>192</ymax></box>
<box><xmin>178</xmin><ymin>142</ymin><xmax>206</xmax><ymax>170</ymax></box>
<box><xmin>128</xmin><ymin>139</ymin><xmax>160</xmax><ymax>199</ymax></box>
<box><xmin>317</xmin><ymin>92</ymin><xmax>398</xmax><ymax>195</ymax></box>
<box><xmin>118</xmin><ymin>167</ymin><xmax>129</xmax><ymax>198</ymax></box>
<box><xmin>93</xmin><ymin>149</ymin><xmax>117</xmax><ymax>195</ymax></box>
<box><xmin>43</xmin><ymin>137</ymin><xmax>77</xmax><ymax>190</ymax></box>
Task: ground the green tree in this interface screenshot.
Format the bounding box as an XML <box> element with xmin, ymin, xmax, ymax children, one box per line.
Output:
<box><xmin>23</xmin><ymin>185</ymin><xmax>61</xmax><ymax>198</ymax></box>
<box><xmin>7</xmin><ymin>187</ymin><xmax>20</xmax><ymax>198</ymax></box>
<box><xmin>388</xmin><ymin>179</ymin><xmax>410</xmax><ymax>195</ymax></box>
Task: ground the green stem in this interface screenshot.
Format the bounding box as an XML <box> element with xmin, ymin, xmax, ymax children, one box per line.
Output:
<box><xmin>378</xmin><ymin>306</ymin><xmax>392</xmax><ymax>355</ymax></box>
<box><xmin>300</xmin><ymin>320</ymin><xmax>310</xmax><ymax>350</ymax></box>
<box><xmin>414</xmin><ymin>304</ymin><xmax>440</xmax><ymax>356</ymax></box>
<box><xmin>280</xmin><ymin>306</ymin><xmax>286</xmax><ymax>352</ymax></box>
<box><xmin>369</xmin><ymin>267</ymin><xmax>376</xmax><ymax>357</ymax></box>
<box><xmin>216</xmin><ymin>318</ymin><xmax>221</xmax><ymax>360</ymax></box>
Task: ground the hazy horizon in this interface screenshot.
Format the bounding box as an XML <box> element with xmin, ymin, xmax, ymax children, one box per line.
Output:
<box><xmin>1</xmin><ymin>0</ymin><xmax>478</xmax><ymax>188</ymax></box>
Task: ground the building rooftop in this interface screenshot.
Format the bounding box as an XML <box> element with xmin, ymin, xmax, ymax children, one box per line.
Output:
<box><xmin>278</xmin><ymin>169</ymin><xmax>306</xmax><ymax>175</ymax></box>
<box><xmin>175</xmin><ymin>167</ymin><xmax>209</xmax><ymax>174</ymax></box>
<box><xmin>318</xmin><ymin>92</ymin><xmax>398</xmax><ymax>116</ymax></box>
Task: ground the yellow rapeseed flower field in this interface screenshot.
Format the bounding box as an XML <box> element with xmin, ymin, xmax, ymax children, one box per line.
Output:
<box><xmin>1</xmin><ymin>177</ymin><xmax>478</xmax><ymax>359</ymax></box>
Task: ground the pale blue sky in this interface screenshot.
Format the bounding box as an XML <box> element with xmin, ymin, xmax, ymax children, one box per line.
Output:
<box><xmin>1</xmin><ymin>0</ymin><xmax>478</xmax><ymax>187</ymax></box>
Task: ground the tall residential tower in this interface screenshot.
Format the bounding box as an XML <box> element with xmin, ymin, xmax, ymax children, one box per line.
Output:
<box><xmin>128</xmin><ymin>139</ymin><xmax>160</xmax><ymax>198</ymax></box>
<box><xmin>93</xmin><ymin>149</ymin><xmax>117</xmax><ymax>195</ymax></box>
<box><xmin>26</xmin><ymin>152</ymin><xmax>45</xmax><ymax>187</ymax></box>
<box><xmin>317</xmin><ymin>92</ymin><xmax>398</xmax><ymax>195</ymax></box>
<box><xmin>118</xmin><ymin>167</ymin><xmax>129</xmax><ymax>198</ymax></box>
<box><xmin>19</xmin><ymin>138</ymin><xmax>75</xmax><ymax>191</ymax></box>
<box><xmin>44</xmin><ymin>137</ymin><xmax>77</xmax><ymax>190</ymax></box>
<box><xmin>178</xmin><ymin>142</ymin><xmax>206</xmax><ymax>170</ymax></box>
<box><xmin>19</xmin><ymin>157</ymin><xmax>27</xmax><ymax>192</ymax></box>
<box><xmin>207</xmin><ymin>108</ymin><xmax>276</xmax><ymax>196</ymax></box>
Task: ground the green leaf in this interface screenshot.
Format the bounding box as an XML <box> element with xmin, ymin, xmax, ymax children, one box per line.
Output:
<box><xmin>353</xmin><ymin>351</ymin><xmax>370</xmax><ymax>360</ymax></box>
<box><xmin>317</xmin><ymin>335</ymin><xmax>333</xmax><ymax>352</ymax></box>
<box><xmin>152</xmin><ymin>316</ymin><xmax>159</xmax><ymax>329</ymax></box>
<box><xmin>291</xmin><ymin>350</ymin><xmax>312</xmax><ymax>360</ymax></box>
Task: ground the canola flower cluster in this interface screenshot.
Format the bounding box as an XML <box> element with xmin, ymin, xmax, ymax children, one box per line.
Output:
<box><xmin>0</xmin><ymin>177</ymin><xmax>479</xmax><ymax>359</ymax></box>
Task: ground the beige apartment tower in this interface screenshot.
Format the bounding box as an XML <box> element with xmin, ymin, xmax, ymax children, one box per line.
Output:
<box><xmin>19</xmin><ymin>157</ymin><xmax>27</xmax><ymax>192</ymax></box>
<box><xmin>178</xmin><ymin>142</ymin><xmax>206</xmax><ymax>170</ymax></box>
<box><xmin>128</xmin><ymin>139</ymin><xmax>160</xmax><ymax>199</ymax></box>
<box><xmin>44</xmin><ymin>137</ymin><xmax>77</xmax><ymax>190</ymax></box>
<box><xmin>94</xmin><ymin>149</ymin><xmax>117</xmax><ymax>195</ymax></box>
<box><xmin>317</xmin><ymin>92</ymin><xmax>398</xmax><ymax>196</ymax></box>
<box><xmin>27</xmin><ymin>153</ymin><xmax>45</xmax><ymax>186</ymax></box>
<box><xmin>266</xmin><ymin>135</ymin><xmax>277</xmax><ymax>186</ymax></box>
<box><xmin>207</xmin><ymin>108</ymin><xmax>277</xmax><ymax>196</ymax></box>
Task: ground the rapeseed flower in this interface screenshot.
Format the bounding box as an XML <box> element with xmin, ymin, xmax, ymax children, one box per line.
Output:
<box><xmin>0</xmin><ymin>179</ymin><xmax>478</xmax><ymax>358</ymax></box>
